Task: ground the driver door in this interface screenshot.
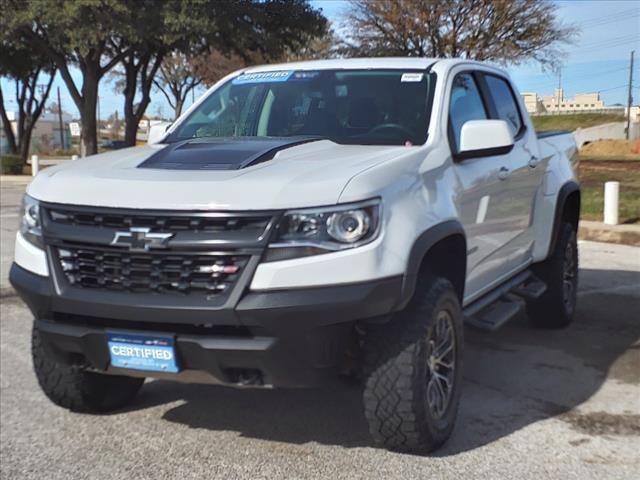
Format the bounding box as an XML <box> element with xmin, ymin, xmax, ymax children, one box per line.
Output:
<box><xmin>448</xmin><ymin>72</ymin><xmax>516</xmax><ymax>302</ymax></box>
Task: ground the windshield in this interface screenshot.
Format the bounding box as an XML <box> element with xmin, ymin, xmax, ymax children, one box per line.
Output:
<box><xmin>167</xmin><ymin>69</ymin><xmax>436</xmax><ymax>146</ymax></box>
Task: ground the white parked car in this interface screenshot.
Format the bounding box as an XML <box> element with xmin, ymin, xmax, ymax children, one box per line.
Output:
<box><xmin>11</xmin><ymin>57</ymin><xmax>580</xmax><ymax>453</ymax></box>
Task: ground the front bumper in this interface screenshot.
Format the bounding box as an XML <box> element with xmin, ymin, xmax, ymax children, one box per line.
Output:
<box><xmin>10</xmin><ymin>263</ymin><xmax>402</xmax><ymax>387</ymax></box>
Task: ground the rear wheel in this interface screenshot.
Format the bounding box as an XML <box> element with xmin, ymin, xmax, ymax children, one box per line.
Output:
<box><xmin>527</xmin><ymin>222</ymin><xmax>578</xmax><ymax>328</ymax></box>
<box><xmin>32</xmin><ymin>325</ymin><xmax>144</xmax><ymax>412</ymax></box>
<box><xmin>362</xmin><ymin>275</ymin><xmax>463</xmax><ymax>454</ymax></box>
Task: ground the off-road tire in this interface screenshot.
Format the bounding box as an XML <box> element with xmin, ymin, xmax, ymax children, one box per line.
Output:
<box><xmin>527</xmin><ymin>222</ymin><xmax>578</xmax><ymax>328</ymax></box>
<box><xmin>362</xmin><ymin>275</ymin><xmax>463</xmax><ymax>454</ymax></box>
<box><xmin>32</xmin><ymin>325</ymin><xmax>144</xmax><ymax>412</ymax></box>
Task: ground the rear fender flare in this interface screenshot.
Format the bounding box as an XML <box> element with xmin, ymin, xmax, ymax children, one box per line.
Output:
<box><xmin>549</xmin><ymin>181</ymin><xmax>580</xmax><ymax>255</ymax></box>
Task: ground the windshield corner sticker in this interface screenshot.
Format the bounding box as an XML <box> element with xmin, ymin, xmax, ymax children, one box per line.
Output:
<box><xmin>293</xmin><ymin>71</ymin><xmax>320</xmax><ymax>80</ymax></box>
<box><xmin>401</xmin><ymin>72</ymin><xmax>424</xmax><ymax>83</ymax></box>
<box><xmin>232</xmin><ymin>71</ymin><xmax>294</xmax><ymax>85</ymax></box>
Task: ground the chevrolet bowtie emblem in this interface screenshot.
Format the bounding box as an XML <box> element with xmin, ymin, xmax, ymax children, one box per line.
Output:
<box><xmin>111</xmin><ymin>227</ymin><xmax>174</xmax><ymax>251</ymax></box>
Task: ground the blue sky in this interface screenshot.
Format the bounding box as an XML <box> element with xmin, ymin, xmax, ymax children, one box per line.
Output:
<box><xmin>2</xmin><ymin>0</ymin><xmax>638</xmax><ymax>120</ymax></box>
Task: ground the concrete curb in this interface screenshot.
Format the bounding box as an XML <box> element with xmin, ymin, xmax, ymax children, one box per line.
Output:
<box><xmin>0</xmin><ymin>286</ymin><xmax>17</xmax><ymax>299</ymax></box>
<box><xmin>0</xmin><ymin>175</ymin><xmax>31</xmax><ymax>184</ymax></box>
<box><xmin>579</xmin><ymin>221</ymin><xmax>640</xmax><ymax>246</ymax></box>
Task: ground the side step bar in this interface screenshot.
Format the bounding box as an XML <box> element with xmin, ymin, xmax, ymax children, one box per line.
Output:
<box><xmin>463</xmin><ymin>270</ymin><xmax>547</xmax><ymax>331</ymax></box>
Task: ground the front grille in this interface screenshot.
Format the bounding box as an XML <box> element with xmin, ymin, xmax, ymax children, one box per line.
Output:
<box><xmin>56</xmin><ymin>246</ymin><xmax>249</xmax><ymax>296</ymax></box>
<box><xmin>48</xmin><ymin>208</ymin><xmax>271</xmax><ymax>234</ymax></box>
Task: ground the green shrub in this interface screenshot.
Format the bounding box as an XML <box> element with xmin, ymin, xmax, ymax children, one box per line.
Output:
<box><xmin>52</xmin><ymin>147</ymin><xmax>80</xmax><ymax>157</ymax></box>
<box><xmin>0</xmin><ymin>154</ymin><xmax>24</xmax><ymax>174</ymax></box>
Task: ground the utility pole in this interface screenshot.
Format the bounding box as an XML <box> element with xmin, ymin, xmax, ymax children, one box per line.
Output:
<box><xmin>56</xmin><ymin>87</ymin><xmax>64</xmax><ymax>149</ymax></box>
<box><xmin>626</xmin><ymin>50</ymin><xmax>634</xmax><ymax>140</ymax></box>
<box><xmin>113</xmin><ymin>110</ymin><xmax>119</xmax><ymax>140</ymax></box>
<box><xmin>556</xmin><ymin>68</ymin><xmax>561</xmax><ymax>115</ymax></box>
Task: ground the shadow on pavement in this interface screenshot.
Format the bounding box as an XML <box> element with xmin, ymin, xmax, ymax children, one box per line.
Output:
<box><xmin>126</xmin><ymin>268</ymin><xmax>640</xmax><ymax>455</ymax></box>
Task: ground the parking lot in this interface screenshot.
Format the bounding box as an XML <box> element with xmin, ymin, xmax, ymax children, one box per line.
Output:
<box><xmin>1</xmin><ymin>178</ymin><xmax>639</xmax><ymax>479</ymax></box>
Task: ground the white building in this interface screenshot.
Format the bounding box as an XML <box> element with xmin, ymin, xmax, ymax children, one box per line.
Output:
<box><xmin>521</xmin><ymin>92</ymin><xmax>545</xmax><ymax>114</ymax></box>
<box><xmin>1</xmin><ymin>110</ymin><xmax>73</xmax><ymax>153</ymax></box>
<box><xmin>521</xmin><ymin>89</ymin><xmax>607</xmax><ymax>114</ymax></box>
<box><xmin>541</xmin><ymin>89</ymin><xmax>605</xmax><ymax>113</ymax></box>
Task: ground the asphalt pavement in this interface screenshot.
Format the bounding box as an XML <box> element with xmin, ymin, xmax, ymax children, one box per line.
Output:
<box><xmin>1</xmin><ymin>177</ymin><xmax>639</xmax><ymax>479</ymax></box>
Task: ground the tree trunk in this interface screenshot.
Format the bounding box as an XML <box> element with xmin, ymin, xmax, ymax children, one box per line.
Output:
<box><xmin>80</xmin><ymin>71</ymin><xmax>99</xmax><ymax>156</ymax></box>
<box><xmin>124</xmin><ymin>117</ymin><xmax>138</xmax><ymax>146</ymax></box>
<box><xmin>174</xmin><ymin>98</ymin><xmax>184</xmax><ymax>119</ymax></box>
<box><xmin>19</xmin><ymin>127</ymin><xmax>33</xmax><ymax>164</ymax></box>
<box><xmin>0</xmin><ymin>86</ymin><xmax>18</xmax><ymax>155</ymax></box>
<box><xmin>81</xmin><ymin>102</ymin><xmax>98</xmax><ymax>155</ymax></box>
<box><xmin>123</xmin><ymin>65</ymin><xmax>138</xmax><ymax>147</ymax></box>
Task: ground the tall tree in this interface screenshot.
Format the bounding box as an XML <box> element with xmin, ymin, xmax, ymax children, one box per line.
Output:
<box><xmin>341</xmin><ymin>0</ymin><xmax>576</xmax><ymax>66</ymax></box>
<box><xmin>114</xmin><ymin>0</ymin><xmax>178</xmax><ymax>146</ymax></box>
<box><xmin>156</xmin><ymin>0</ymin><xmax>328</xmax><ymax>118</ymax></box>
<box><xmin>6</xmin><ymin>0</ymin><xmax>134</xmax><ymax>156</ymax></box>
<box><xmin>0</xmin><ymin>34</ymin><xmax>56</xmax><ymax>163</ymax></box>
<box><xmin>123</xmin><ymin>0</ymin><xmax>328</xmax><ymax>139</ymax></box>
<box><xmin>119</xmin><ymin>50</ymin><xmax>164</xmax><ymax>145</ymax></box>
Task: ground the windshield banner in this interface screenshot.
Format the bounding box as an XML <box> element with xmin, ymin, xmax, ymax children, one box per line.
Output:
<box><xmin>232</xmin><ymin>71</ymin><xmax>294</xmax><ymax>85</ymax></box>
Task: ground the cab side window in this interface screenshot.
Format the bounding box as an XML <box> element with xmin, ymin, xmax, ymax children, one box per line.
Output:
<box><xmin>484</xmin><ymin>75</ymin><xmax>523</xmax><ymax>137</ymax></box>
<box><xmin>449</xmin><ymin>74</ymin><xmax>488</xmax><ymax>152</ymax></box>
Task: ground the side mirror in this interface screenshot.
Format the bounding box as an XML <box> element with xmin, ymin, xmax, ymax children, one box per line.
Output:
<box><xmin>457</xmin><ymin>120</ymin><xmax>514</xmax><ymax>160</ymax></box>
<box><xmin>147</xmin><ymin>122</ymin><xmax>172</xmax><ymax>145</ymax></box>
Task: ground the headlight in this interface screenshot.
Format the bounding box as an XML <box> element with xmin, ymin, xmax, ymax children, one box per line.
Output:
<box><xmin>19</xmin><ymin>194</ymin><xmax>43</xmax><ymax>248</ymax></box>
<box><xmin>264</xmin><ymin>199</ymin><xmax>381</xmax><ymax>262</ymax></box>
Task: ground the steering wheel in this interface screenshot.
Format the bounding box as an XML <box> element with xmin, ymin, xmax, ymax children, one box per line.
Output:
<box><xmin>368</xmin><ymin>123</ymin><xmax>416</xmax><ymax>140</ymax></box>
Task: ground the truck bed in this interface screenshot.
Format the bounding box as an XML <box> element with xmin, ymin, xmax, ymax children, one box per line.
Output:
<box><xmin>536</xmin><ymin>130</ymin><xmax>571</xmax><ymax>139</ymax></box>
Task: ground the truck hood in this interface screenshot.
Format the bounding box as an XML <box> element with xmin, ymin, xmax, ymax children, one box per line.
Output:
<box><xmin>27</xmin><ymin>139</ymin><xmax>413</xmax><ymax>210</ymax></box>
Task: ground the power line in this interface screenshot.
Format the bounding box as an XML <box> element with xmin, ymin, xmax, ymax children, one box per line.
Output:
<box><xmin>626</xmin><ymin>50</ymin><xmax>634</xmax><ymax>139</ymax></box>
<box><xmin>578</xmin><ymin>34</ymin><xmax>638</xmax><ymax>50</ymax></box>
<box><xmin>518</xmin><ymin>64</ymin><xmax>639</xmax><ymax>91</ymax></box>
<box><xmin>574</xmin><ymin>38</ymin><xmax>640</xmax><ymax>55</ymax></box>
<box><xmin>574</xmin><ymin>8</ymin><xmax>640</xmax><ymax>28</ymax></box>
<box><xmin>597</xmin><ymin>84</ymin><xmax>631</xmax><ymax>93</ymax></box>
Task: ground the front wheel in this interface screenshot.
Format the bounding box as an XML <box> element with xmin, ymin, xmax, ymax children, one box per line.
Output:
<box><xmin>32</xmin><ymin>325</ymin><xmax>144</xmax><ymax>413</ymax></box>
<box><xmin>362</xmin><ymin>275</ymin><xmax>463</xmax><ymax>454</ymax></box>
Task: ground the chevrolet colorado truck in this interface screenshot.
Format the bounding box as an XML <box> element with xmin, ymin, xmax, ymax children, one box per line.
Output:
<box><xmin>10</xmin><ymin>58</ymin><xmax>580</xmax><ymax>453</ymax></box>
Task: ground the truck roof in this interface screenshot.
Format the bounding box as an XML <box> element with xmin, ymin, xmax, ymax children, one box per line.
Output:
<box><xmin>241</xmin><ymin>57</ymin><xmax>510</xmax><ymax>79</ymax></box>
<box><xmin>242</xmin><ymin>57</ymin><xmax>440</xmax><ymax>73</ymax></box>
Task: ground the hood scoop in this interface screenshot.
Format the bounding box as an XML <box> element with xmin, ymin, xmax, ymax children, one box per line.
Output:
<box><xmin>138</xmin><ymin>137</ymin><xmax>321</xmax><ymax>171</ymax></box>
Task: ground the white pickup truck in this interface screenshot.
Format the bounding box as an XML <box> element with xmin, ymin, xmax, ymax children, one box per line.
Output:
<box><xmin>11</xmin><ymin>57</ymin><xmax>580</xmax><ymax>453</ymax></box>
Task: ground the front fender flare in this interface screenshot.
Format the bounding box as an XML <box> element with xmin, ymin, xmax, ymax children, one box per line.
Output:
<box><xmin>399</xmin><ymin>220</ymin><xmax>466</xmax><ymax>309</ymax></box>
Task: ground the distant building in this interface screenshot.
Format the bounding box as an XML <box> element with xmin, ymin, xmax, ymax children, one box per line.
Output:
<box><xmin>521</xmin><ymin>88</ymin><xmax>606</xmax><ymax>114</ymax></box>
<box><xmin>541</xmin><ymin>89</ymin><xmax>605</xmax><ymax>112</ymax></box>
<box><xmin>0</xmin><ymin>111</ymin><xmax>72</xmax><ymax>153</ymax></box>
<box><xmin>521</xmin><ymin>92</ymin><xmax>545</xmax><ymax>114</ymax></box>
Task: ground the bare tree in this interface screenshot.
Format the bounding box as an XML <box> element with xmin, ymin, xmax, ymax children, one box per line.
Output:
<box><xmin>283</xmin><ymin>27</ymin><xmax>340</xmax><ymax>62</ymax></box>
<box><xmin>153</xmin><ymin>53</ymin><xmax>202</xmax><ymax>119</ymax></box>
<box><xmin>341</xmin><ymin>0</ymin><xmax>577</xmax><ymax>66</ymax></box>
<box><xmin>190</xmin><ymin>50</ymin><xmax>246</xmax><ymax>87</ymax></box>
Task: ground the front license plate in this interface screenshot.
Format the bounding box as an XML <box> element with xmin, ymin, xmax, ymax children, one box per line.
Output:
<box><xmin>107</xmin><ymin>333</ymin><xmax>179</xmax><ymax>373</ymax></box>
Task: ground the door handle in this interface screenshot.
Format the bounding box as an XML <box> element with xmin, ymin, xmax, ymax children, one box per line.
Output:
<box><xmin>498</xmin><ymin>166</ymin><xmax>510</xmax><ymax>180</ymax></box>
<box><xmin>528</xmin><ymin>156</ymin><xmax>540</xmax><ymax>169</ymax></box>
